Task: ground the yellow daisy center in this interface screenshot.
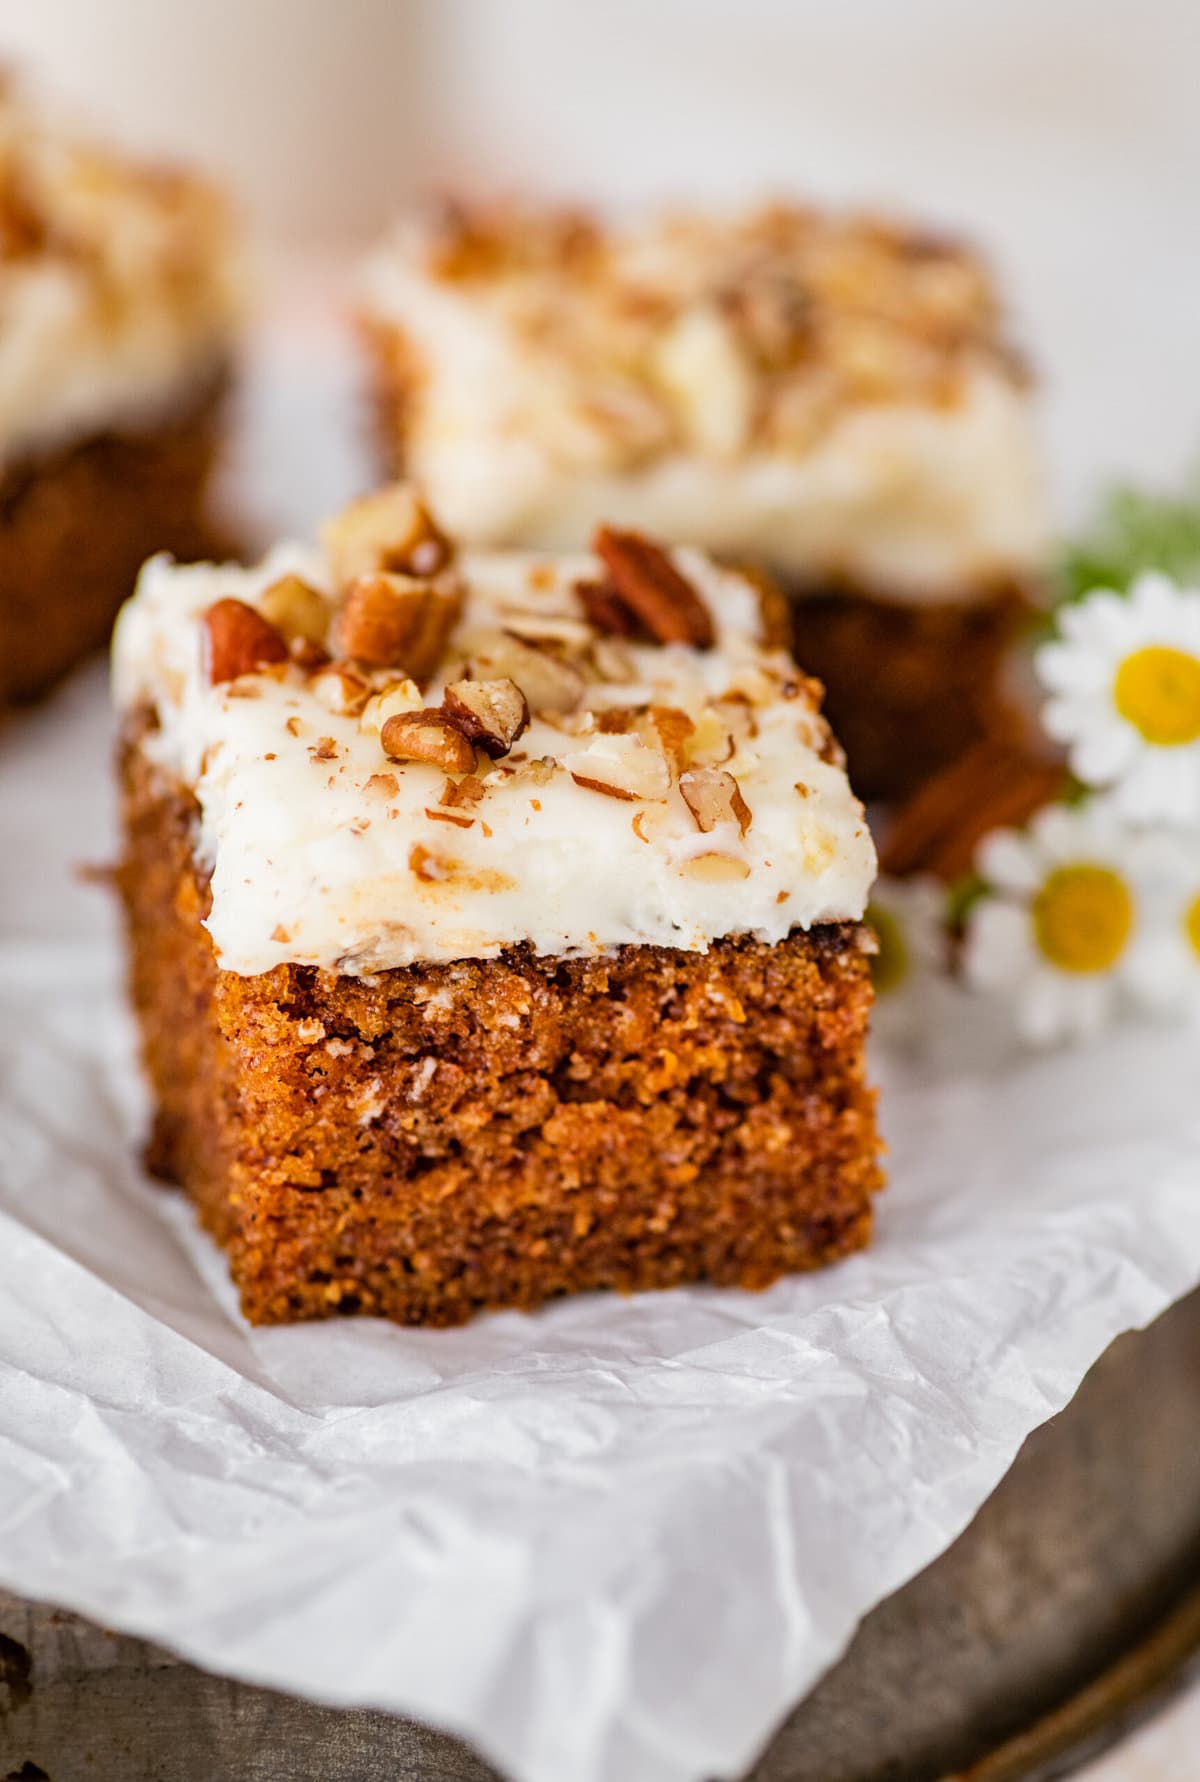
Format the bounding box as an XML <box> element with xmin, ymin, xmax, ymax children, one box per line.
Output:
<box><xmin>1032</xmin><ymin>864</ymin><xmax>1134</xmax><ymax>974</ymax></box>
<box><xmin>1113</xmin><ymin>645</ymin><xmax>1200</xmax><ymax>746</ymax></box>
<box><xmin>866</xmin><ymin>901</ymin><xmax>908</xmax><ymax>994</ymax></box>
<box><xmin>1185</xmin><ymin>892</ymin><xmax>1200</xmax><ymax>962</ymax></box>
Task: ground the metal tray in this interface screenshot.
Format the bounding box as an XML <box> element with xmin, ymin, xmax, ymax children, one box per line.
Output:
<box><xmin>2</xmin><ymin>1289</ymin><xmax>1198</xmax><ymax>1782</ymax></box>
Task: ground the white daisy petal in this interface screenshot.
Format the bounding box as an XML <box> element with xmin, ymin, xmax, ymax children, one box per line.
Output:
<box><xmin>1128</xmin><ymin>571</ymin><xmax>1183</xmax><ymax>625</ymax></box>
<box><xmin>963</xmin><ymin>897</ymin><xmax>1034</xmax><ymax>990</ymax></box>
<box><xmin>1123</xmin><ymin>747</ymin><xmax>1200</xmax><ymax>824</ymax></box>
<box><xmin>1063</xmin><ymin>973</ymin><xmax>1117</xmax><ymax>1043</ymax></box>
<box><xmin>1018</xmin><ymin>968</ymin><xmax>1070</xmax><ymax>1047</ymax></box>
<box><xmin>1124</xmin><ymin>930</ymin><xmax>1190</xmax><ymax>1008</ymax></box>
<box><xmin>1030</xmin><ymin>802</ymin><xmax>1096</xmax><ymax>863</ymax></box>
<box><xmin>975</xmin><ymin>827</ymin><xmax>1043</xmax><ymax>894</ymax></box>
<box><xmin>1035</xmin><ymin>640</ymin><xmax>1110</xmax><ymax>696</ymax></box>
<box><xmin>1069</xmin><ymin>720</ymin><xmax>1139</xmax><ymax>785</ymax></box>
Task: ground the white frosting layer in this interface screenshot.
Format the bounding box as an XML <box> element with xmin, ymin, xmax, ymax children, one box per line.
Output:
<box><xmin>362</xmin><ymin>233</ymin><xmax>1047</xmax><ymax>600</ymax></box>
<box><xmin>0</xmin><ymin>264</ymin><xmax>233</xmax><ymax>467</ymax></box>
<box><xmin>113</xmin><ymin>544</ymin><xmax>876</xmax><ymax>977</ymax></box>
<box><xmin>0</xmin><ymin>88</ymin><xmax>242</xmax><ymax>468</ymax></box>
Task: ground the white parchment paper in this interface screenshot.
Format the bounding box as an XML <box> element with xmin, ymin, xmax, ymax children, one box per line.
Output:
<box><xmin>0</xmin><ymin>334</ymin><xmax>1198</xmax><ymax>1782</ymax></box>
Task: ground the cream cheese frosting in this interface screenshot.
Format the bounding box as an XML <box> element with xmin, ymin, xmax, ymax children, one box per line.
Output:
<box><xmin>361</xmin><ymin>205</ymin><xmax>1048</xmax><ymax>600</ymax></box>
<box><xmin>0</xmin><ymin>80</ymin><xmax>242</xmax><ymax>469</ymax></box>
<box><xmin>113</xmin><ymin>515</ymin><xmax>876</xmax><ymax>978</ymax></box>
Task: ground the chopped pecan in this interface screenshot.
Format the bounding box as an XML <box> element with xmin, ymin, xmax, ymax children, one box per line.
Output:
<box><xmin>564</xmin><ymin>735</ymin><xmax>672</xmax><ymax>802</ymax></box>
<box><xmin>685</xmin><ymin>709</ymin><xmax>735</xmax><ymax>768</ymax></box>
<box><xmin>322</xmin><ymin>484</ymin><xmax>453</xmax><ymax>588</ymax></box>
<box><xmin>464</xmin><ymin>630</ymin><xmax>584</xmax><ymax>716</ymax></box>
<box><xmin>360</xmin><ymin>677</ymin><xmax>422</xmax><ymax>735</ymax></box>
<box><xmin>335</xmin><ymin>573</ymin><xmax>462</xmax><ymax>676</ymax></box>
<box><xmin>645</xmin><ymin>705</ymin><xmax>695</xmax><ymax>773</ymax></box>
<box><xmin>593</xmin><ymin>703</ymin><xmax>693</xmax><ymax>773</ymax></box>
<box><xmin>202</xmin><ymin>599</ymin><xmax>289</xmax><ymax>685</ymax></box>
<box><xmin>381</xmin><ymin>710</ymin><xmax>476</xmax><ymax>774</ymax></box>
<box><xmin>679</xmin><ymin>768</ymin><xmax>752</xmax><ymax>836</ymax></box>
<box><xmin>679</xmin><ymin>851</ymin><xmax>751</xmax><ymax>882</ymax></box>
<box><xmin>440</xmin><ymin>774</ymin><xmax>487</xmax><ymax>808</ymax></box>
<box><xmin>590</xmin><ymin>635</ymin><xmax>637</xmax><ymax>683</ymax></box>
<box><xmin>258</xmin><ymin>574</ymin><xmax>330</xmax><ymax>649</ymax></box>
<box><xmin>575</xmin><ymin>578</ymin><xmax>639</xmax><ymax>637</ymax></box>
<box><xmin>442</xmin><ymin>678</ymin><xmax>529</xmax><ymax>758</ymax></box>
<box><xmin>593</xmin><ymin>526</ymin><xmax>714</xmax><ymax>649</ymax></box>
<box><xmin>310</xmin><ymin>666</ymin><xmax>370</xmax><ymax>717</ymax></box>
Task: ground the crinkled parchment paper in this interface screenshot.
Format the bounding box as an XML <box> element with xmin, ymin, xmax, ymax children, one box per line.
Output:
<box><xmin>0</xmin><ymin>334</ymin><xmax>1197</xmax><ymax>1782</ymax></box>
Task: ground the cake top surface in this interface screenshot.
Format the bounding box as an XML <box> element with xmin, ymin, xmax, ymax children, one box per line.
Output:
<box><xmin>360</xmin><ymin>200</ymin><xmax>1045</xmax><ymax>589</ymax></box>
<box><xmin>0</xmin><ymin>74</ymin><xmax>242</xmax><ymax>466</ymax></box>
<box><xmin>113</xmin><ymin>484</ymin><xmax>877</xmax><ymax>976</ymax></box>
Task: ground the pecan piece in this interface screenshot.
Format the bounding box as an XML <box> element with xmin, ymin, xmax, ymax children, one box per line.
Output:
<box><xmin>310</xmin><ymin>666</ymin><xmax>370</xmax><ymax>717</ymax></box>
<box><xmin>679</xmin><ymin>851</ymin><xmax>751</xmax><ymax>883</ymax></box>
<box><xmin>564</xmin><ymin>735</ymin><xmax>672</xmax><ymax>802</ymax></box>
<box><xmin>202</xmin><ymin>599</ymin><xmax>288</xmax><ymax>685</ymax></box>
<box><xmin>381</xmin><ymin>710</ymin><xmax>476</xmax><ymax>774</ymax></box>
<box><xmin>593</xmin><ymin>526</ymin><xmax>714</xmax><ymax>649</ymax></box>
<box><xmin>575</xmin><ymin>578</ymin><xmax>639</xmax><ymax>637</ymax></box>
<box><xmin>335</xmin><ymin>573</ymin><xmax>462</xmax><ymax>676</ymax></box>
<box><xmin>464</xmin><ymin>630</ymin><xmax>584</xmax><ymax>716</ymax></box>
<box><xmin>322</xmin><ymin>484</ymin><xmax>453</xmax><ymax>588</ymax></box>
<box><xmin>679</xmin><ymin>767</ymin><xmax>752</xmax><ymax>837</ymax></box>
<box><xmin>258</xmin><ymin>574</ymin><xmax>330</xmax><ymax>649</ymax></box>
<box><xmin>442</xmin><ymin>678</ymin><xmax>529</xmax><ymax>758</ymax></box>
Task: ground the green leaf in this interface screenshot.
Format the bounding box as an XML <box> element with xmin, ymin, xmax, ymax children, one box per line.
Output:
<box><xmin>1056</xmin><ymin>477</ymin><xmax>1200</xmax><ymax>606</ymax></box>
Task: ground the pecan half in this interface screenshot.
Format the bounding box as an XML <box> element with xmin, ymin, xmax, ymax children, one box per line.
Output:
<box><xmin>442</xmin><ymin>678</ymin><xmax>529</xmax><ymax>758</ymax></box>
<box><xmin>335</xmin><ymin>573</ymin><xmax>462</xmax><ymax>676</ymax></box>
<box><xmin>679</xmin><ymin>767</ymin><xmax>752</xmax><ymax>837</ymax></box>
<box><xmin>202</xmin><ymin>599</ymin><xmax>289</xmax><ymax>685</ymax></box>
<box><xmin>381</xmin><ymin>710</ymin><xmax>476</xmax><ymax>774</ymax></box>
<box><xmin>593</xmin><ymin>527</ymin><xmax>714</xmax><ymax>649</ymax></box>
<box><xmin>322</xmin><ymin>484</ymin><xmax>453</xmax><ymax>588</ymax></box>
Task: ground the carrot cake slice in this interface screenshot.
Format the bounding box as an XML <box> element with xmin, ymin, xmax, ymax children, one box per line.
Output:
<box><xmin>0</xmin><ymin>74</ymin><xmax>241</xmax><ymax>708</ymax></box>
<box><xmin>360</xmin><ymin>201</ymin><xmax>1048</xmax><ymax>800</ymax></box>
<box><xmin>113</xmin><ymin>483</ymin><xmax>881</xmax><ymax>1326</ymax></box>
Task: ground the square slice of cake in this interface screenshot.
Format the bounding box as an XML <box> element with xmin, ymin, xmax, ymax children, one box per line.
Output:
<box><xmin>0</xmin><ymin>75</ymin><xmax>242</xmax><ymax>707</ymax></box>
<box><xmin>359</xmin><ymin>201</ymin><xmax>1049</xmax><ymax>800</ymax></box>
<box><xmin>113</xmin><ymin>483</ymin><xmax>882</xmax><ymax>1326</ymax></box>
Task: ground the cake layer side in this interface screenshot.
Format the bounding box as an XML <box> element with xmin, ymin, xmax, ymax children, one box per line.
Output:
<box><xmin>119</xmin><ymin>744</ymin><xmax>882</xmax><ymax>1327</ymax></box>
<box><xmin>361</xmin><ymin>202</ymin><xmax>1047</xmax><ymax>597</ymax></box>
<box><xmin>786</xmin><ymin>580</ymin><xmax>1034</xmax><ymax>803</ymax></box>
<box><xmin>0</xmin><ymin>368</ymin><xmax>231</xmax><ymax>707</ymax></box>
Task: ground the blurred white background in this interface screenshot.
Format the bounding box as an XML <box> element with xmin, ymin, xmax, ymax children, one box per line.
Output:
<box><xmin>6</xmin><ymin>0</ymin><xmax>1200</xmax><ymax>522</ymax></box>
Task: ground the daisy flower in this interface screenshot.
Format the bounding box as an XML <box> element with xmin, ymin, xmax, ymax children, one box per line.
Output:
<box><xmin>864</xmin><ymin>875</ymin><xmax>947</xmax><ymax>1047</ymax></box>
<box><xmin>1036</xmin><ymin>572</ymin><xmax>1200</xmax><ymax>823</ymax></box>
<box><xmin>962</xmin><ymin>798</ymin><xmax>1163</xmax><ymax>1046</ymax></box>
<box><xmin>1122</xmin><ymin>828</ymin><xmax>1200</xmax><ymax>1023</ymax></box>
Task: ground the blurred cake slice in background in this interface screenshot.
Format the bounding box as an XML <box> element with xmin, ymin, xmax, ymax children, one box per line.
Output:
<box><xmin>0</xmin><ymin>73</ymin><xmax>242</xmax><ymax>708</ymax></box>
<box><xmin>360</xmin><ymin>200</ymin><xmax>1049</xmax><ymax>801</ymax></box>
